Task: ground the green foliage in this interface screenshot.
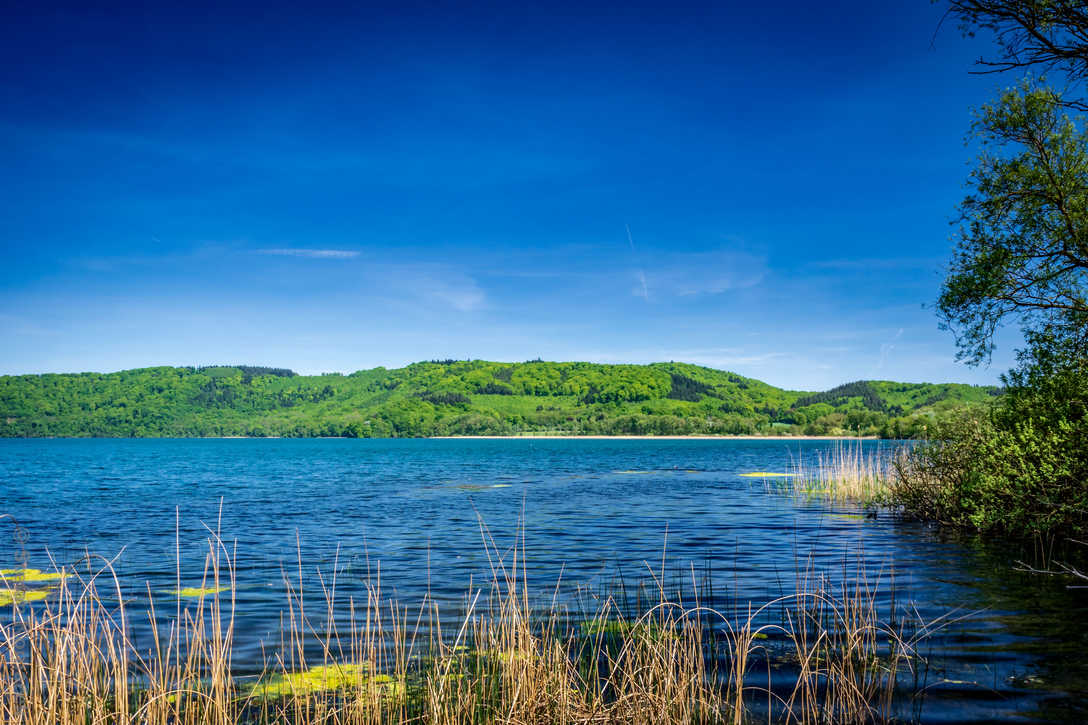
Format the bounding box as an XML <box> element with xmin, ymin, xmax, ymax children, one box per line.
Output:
<box><xmin>939</xmin><ymin>81</ymin><xmax>1088</xmax><ymax>364</ymax></box>
<box><xmin>0</xmin><ymin>361</ymin><xmax>994</xmax><ymax>439</ymax></box>
<box><xmin>899</xmin><ymin>5</ymin><xmax>1088</xmax><ymax>538</ymax></box>
<box><xmin>416</xmin><ymin>391</ymin><xmax>472</xmax><ymax>407</ymax></box>
<box><xmin>794</xmin><ymin>381</ymin><xmax>895</xmax><ymax>414</ymax></box>
<box><xmin>666</xmin><ymin>373</ymin><xmax>715</xmax><ymax>402</ymax></box>
<box><xmin>893</xmin><ymin>355</ymin><xmax>1088</xmax><ymax>537</ymax></box>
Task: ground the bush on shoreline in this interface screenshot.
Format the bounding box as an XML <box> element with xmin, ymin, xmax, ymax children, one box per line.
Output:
<box><xmin>892</xmin><ymin>359</ymin><xmax>1088</xmax><ymax>538</ymax></box>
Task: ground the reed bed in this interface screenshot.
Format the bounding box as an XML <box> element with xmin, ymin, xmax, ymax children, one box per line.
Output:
<box><xmin>786</xmin><ymin>443</ymin><xmax>898</xmax><ymax>505</ymax></box>
<box><xmin>0</xmin><ymin>515</ymin><xmax>949</xmax><ymax>724</ymax></box>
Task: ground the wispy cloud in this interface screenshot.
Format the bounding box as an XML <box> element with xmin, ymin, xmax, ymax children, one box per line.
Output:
<box><xmin>626</xmin><ymin>225</ymin><xmax>650</xmax><ymax>301</ymax></box>
<box><xmin>426</xmin><ymin>278</ymin><xmax>486</xmax><ymax>312</ymax></box>
<box><xmin>634</xmin><ymin>249</ymin><xmax>767</xmax><ymax>299</ymax></box>
<box><xmin>877</xmin><ymin>328</ymin><xmax>905</xmax><ymax>370</ymax></box>
<box><xmin>0</xmin><ymin>313</ymin><xmax>60</xmax><ymax>338</ymax></box>
<box><xmin>258</xmin><ymin>248</ymin><xmax>360</xmax><ymax>259</ymax></box>
<box><xmin>368</xmin><ymin>263</ymin><xmax>487</xmax><ymax>313</ymax></box>
<box><xmin>668</xmin><ymin>348</ymin><xmax>789</xmax><ymax>368</ymax></box>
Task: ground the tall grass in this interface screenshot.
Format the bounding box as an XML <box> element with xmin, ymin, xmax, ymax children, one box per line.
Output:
<box><xmin>787</xmin><ymin>443</ymin><xmax>897</xmax><ymax>505</ymax></box>
<box><xmin>0</xmin><ymin>513</ymin><xmax>949</xmax><ymax>724</ymax></box>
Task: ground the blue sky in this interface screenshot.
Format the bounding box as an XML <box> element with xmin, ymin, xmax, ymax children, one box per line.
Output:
<box><xmin>1</xmin><ymin>0</ymin><xmax>1025</xmax><ymax>390</ymax></box>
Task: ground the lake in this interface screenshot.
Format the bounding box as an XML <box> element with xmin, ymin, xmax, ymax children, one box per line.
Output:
<box><xmin>1</xmin><ymin>438</ymin><xmax>1085</xmax><ymax>723</ymax></box>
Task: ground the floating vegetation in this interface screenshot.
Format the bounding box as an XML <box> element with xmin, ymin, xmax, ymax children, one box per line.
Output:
<box><xmin>456</xmin><ymin>483</ymin><xmax>511</xmax><ymax>491</ymax></box>
<box><xmin>577</xmin><ymin>618</ymin><xmax>672</xmax><ymax>643</ymax></box>
<box><xmin>246</xmin><ymin>664</ymin><xmax>405</xmax><ymax>700</ymax></box>
<box><xmin>0</xmin><ymin>568</ymin><xmax>69</xmax><ymax>583</ymax></box>
<box><xmin>166</xmin><ymin>586</ymin><xmax>228</xmax><ymax>598</ymax></box>
<box><xmin>579</xmin><ymin>618</ymin><xmax>641</xmax><ymax>636</ymax></box>
<box><xmin>0</xmin><ymin>587</ymin><xmax>51</xmax><ymax>606</ymax></box>
<box><xmin>739</xmin><ymin>471</ymin><xmax>797</xmax><ymax>478</ymax></box>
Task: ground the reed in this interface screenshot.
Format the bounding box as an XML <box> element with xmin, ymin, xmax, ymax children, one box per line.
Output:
<box><xmin>0</xmin><ymin>513</ymin><xmax>949</xmax><ymax>724</ymax></box>
<box><xmin>787</xmin><ymin>442</ymin><xmax>896</xmax><ymax>505</ymax></box>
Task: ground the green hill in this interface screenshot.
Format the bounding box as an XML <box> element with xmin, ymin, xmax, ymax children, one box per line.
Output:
<box><xmin>0</xmin><ymin>361</ymin><xmax>1000</xmax><ymax>438</ymax></box>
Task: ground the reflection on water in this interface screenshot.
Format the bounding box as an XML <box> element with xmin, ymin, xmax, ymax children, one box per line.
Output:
<box><xmin>1</xmin><ymin>438</ymin><xmax>1085</xmax><ymax>722</ymax></box>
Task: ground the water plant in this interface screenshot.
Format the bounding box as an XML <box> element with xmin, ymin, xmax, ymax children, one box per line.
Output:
<box><xmin>0</xmin><ymin>569</ymin><xmax>69</xmax><ymax>584</ymax></box>
<box><xmin>166</xmin><ymin>586</ymin><xmax>229</xmax><ymax>597</ymax></box>
<box><xmin>0</xmin><ymin>512</ymin><xmax>953</xmax><ymax>724</ymax></box>
<box><xmin>0</xmin><ymin>588</ymin><xmax>51</xmax><ymax>607</ymax></box>
<box><xmin>245</xmin><ymin>665</ymin><xmax>405</xmax><ymax>701</ymax></box>
<box><xmin>784</xmin><ymin>443</ymin><xmax>896</xmax><ymax>505</ymax></box>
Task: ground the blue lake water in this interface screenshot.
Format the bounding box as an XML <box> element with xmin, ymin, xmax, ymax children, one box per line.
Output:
<box><xmin>1</xmin><ymin>438</ymin><xmax>1086</xmax><ymax>723</ymax></box>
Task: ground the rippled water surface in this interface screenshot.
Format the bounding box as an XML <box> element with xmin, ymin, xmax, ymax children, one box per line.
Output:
<box><xmin>2</xmin><ymin>438</ymin><xmax>1086</xmax><ymax>723</ymax></box>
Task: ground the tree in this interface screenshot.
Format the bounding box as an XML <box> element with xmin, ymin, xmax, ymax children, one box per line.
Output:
<box><xmin>938</xmin><ymin>81</ymin><xmax>1088</xmax><ymax>364</ymax></box>
<box><xmin>947</xmin><ymin>1</ymin><xmax>1088</xmax><ymax>110</ymax></box>
<box><xmin>892</xmin><ymin>2</ymin><xmax>1088</xmax><ymax>537</ymax></box>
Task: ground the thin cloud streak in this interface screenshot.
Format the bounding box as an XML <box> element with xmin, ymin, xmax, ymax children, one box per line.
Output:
<box><xmin>636</xmin><ymin>250</ymin><xmax>767</xmax><ymax>299</ymax></box>
<box><xmin>877</xmin><ymin>327</ymin><xmax>905</xmax><ymax>370</ymax></box>
<box><xmin>257</xmin><ymin>248</ymin><xmax>360</xmax><ymax>259</ymax></box>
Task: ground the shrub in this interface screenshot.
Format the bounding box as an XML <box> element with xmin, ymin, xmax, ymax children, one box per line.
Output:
<box><xmin>893</xmin><ymin>360</ymin><xmax>1088</xmax><ymax>537</ymax></box>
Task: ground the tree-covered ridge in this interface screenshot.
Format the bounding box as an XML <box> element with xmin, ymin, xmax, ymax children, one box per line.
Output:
<box><xmin>0</xmin><ymin>361</ymin><xmax>999</xmax><ymax>439</ymax></box>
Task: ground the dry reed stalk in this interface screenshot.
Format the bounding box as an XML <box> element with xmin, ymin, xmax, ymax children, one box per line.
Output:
<box><xmin>788</xmin><ymin>442</ymin><xmax>899</xmax><ymax>504</ymax></box>
<box><xmin>0</xmin><ymin>511</ymin><xmax>948</xmax><ymax>725</ymax></box>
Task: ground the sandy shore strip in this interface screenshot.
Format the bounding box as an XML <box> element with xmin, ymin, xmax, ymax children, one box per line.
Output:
<box><xmin>429</xmin><ymin>435</ymin><xmax>876</xmax><ymax>440</ymax></box>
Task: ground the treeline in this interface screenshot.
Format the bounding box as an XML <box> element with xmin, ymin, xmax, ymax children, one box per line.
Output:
<box><xmin>0</xmin><ymin>361</ymin><xmax>999</xmax><ymax>439</ymax></box>
<box><xmin>794</xmin><ymin>381</ymin><xmax>899</xmax><ymax>414</ymax></box>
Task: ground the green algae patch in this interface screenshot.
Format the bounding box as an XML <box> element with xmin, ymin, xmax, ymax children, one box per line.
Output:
<box><xmin>613</xmin><ymin>470</ymin><xmax>654</xmax><ymax>475</ymax></box>
<box><xmin>579</xmin><ymin>618</ymin><xmax>673</xmax><ymax>642</ymax></box>
<box><xmin>246</xmin><ymin>665</ymin><xmax>404</xmax><ymax>700</ymax></box>
<box><xmin>167</xmin><ymin>586</ymin><xmax>229</xmax><ymax>598</ymax></box>
<box><xmin>456</xmin><ymin>483</ymin><xmax>511</xmax><ymax>491</ymax></box>
<box><xmin>0</xmin><ymin>587</ymin><xmax>52</xmax><ymax>606</ymax></box>
<box><xmin>738</xmin><ymin>472</ymin><xmax>797</xmax><ymax>478</ymax></box>
<box><xmin>580</xmin><ymin>619</ymin><xmax>639</xmax><ymax>636</ymax></box>
<box><xmin>0</xmin><ymin>568</ymin><xmax>70</xmax><ymax>583</ymax></box>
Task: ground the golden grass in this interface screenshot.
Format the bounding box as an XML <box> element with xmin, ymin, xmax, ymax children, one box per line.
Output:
<box><xmin>0</xmin><ymin>512</ymin><xmax>950</xmax><ymax>724</ymax></box>
<box><xmin>786</xmin><ymin>443</ymin><xmax>897</xmax><ymax>504</ymax></box>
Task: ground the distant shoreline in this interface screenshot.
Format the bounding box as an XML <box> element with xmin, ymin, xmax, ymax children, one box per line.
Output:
<box><xmin>428</xmin><ymin>435</ymin><xmax>877</xmax><ymax>441</ymax></box>
<box><xmin>2</xmin><ymin>434</ymin><xmax>882</xmax><ymax>441</ymax></box>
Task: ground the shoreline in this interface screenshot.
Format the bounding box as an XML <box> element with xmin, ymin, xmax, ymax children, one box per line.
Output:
<box><xmin>428</xmin><ymin>434</ymin><xmax>878</xmax><ymax>441</ymax></box>
<box><xmin>4</xmin><ymin>434</ymin><xmax>884</xmax><ymax>441</ymax></box>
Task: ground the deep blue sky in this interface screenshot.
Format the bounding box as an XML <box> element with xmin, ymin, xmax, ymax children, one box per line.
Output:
<box><xmin>1</xmin><ymin>1</ymin><xmax>1024</xmax><ymax>389</ymax></box>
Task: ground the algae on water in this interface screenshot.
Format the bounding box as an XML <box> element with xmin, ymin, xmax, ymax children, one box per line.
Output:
<box><xmin>0</xmin><ymin>588</ymin><xmax>52</xmax><ymax>606</ymax></box>
<box><xmin>246</xmin><ymin>664</ymin><xmax>404</xmax><ymax>700</ymax></box>
<box><xmin>0</xmin><ymin>568</ymin><xmax>70</xmax><ymax>583</ymax></box>
<box><xmin>167</xmin><ymin>586</ymin><xmax>229</xmax><ymax>598</ymax></box>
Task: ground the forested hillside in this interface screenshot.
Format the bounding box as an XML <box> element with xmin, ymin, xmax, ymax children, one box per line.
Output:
<box><xmin>0</xmin><ymin>361</ymin><xmax>999</xmax><ymax>438</ymax></box>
